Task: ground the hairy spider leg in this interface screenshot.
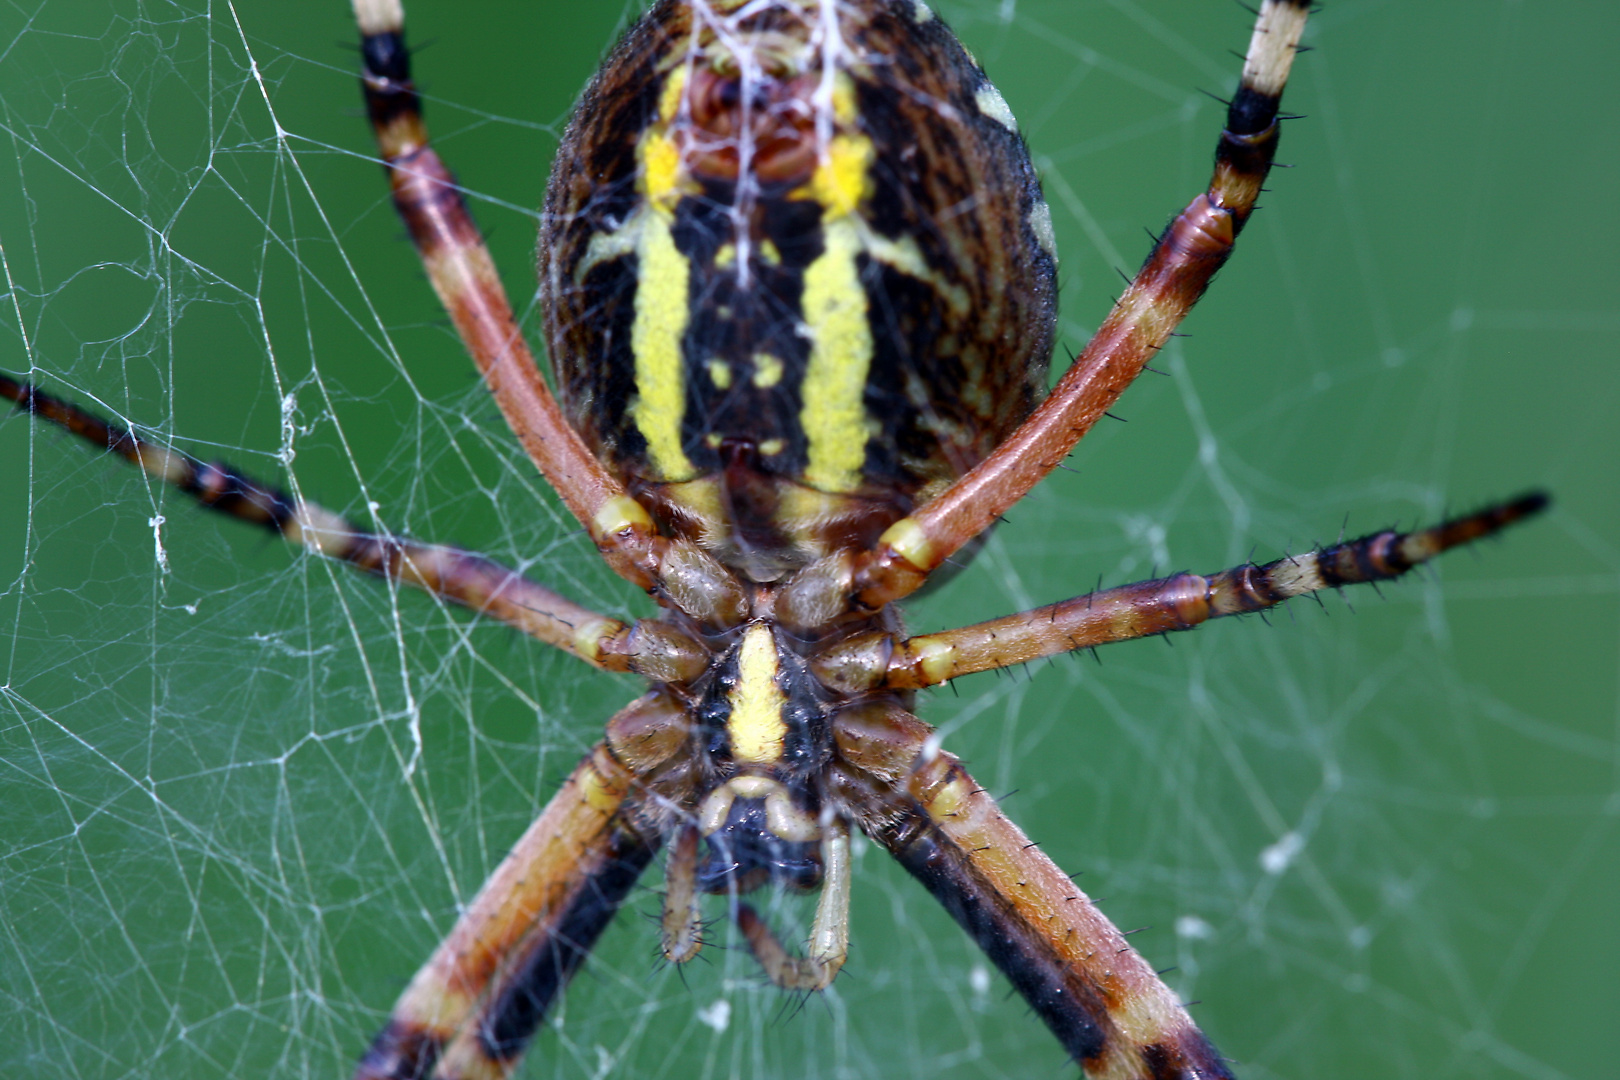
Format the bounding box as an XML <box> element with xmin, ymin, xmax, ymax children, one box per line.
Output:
<box><xmin>851</xmin><ymin>0</ymin><xmax>1313</xmax><ymax>610</ymax></box>
<box><xmin>828</xmin><ymin>700</ymin><xmax>1231</xmax><ymax>1078</ymax></box>
<box><xmin>354</xmin><ymin>728</ymin><xmax>663</xmax><ymax>1080</ymax></box>
<box><xmin>815</xmin><ymin>494</ymin><xmax>1552</xmax><ymax>692</ymax></box>
<box><xmin>659</xmin><ymin>823</ymin><xmax>706</xmax><ymax>964</ymax></box>
<box><xmin>0</xmin><ymin>374</ymin><xmax>641</xmax><ymax>668</ymax></box>
<box><xmin>353</xmin><ymin>0</ymin><xmax>667</xmax><ymax>588</ymax></box>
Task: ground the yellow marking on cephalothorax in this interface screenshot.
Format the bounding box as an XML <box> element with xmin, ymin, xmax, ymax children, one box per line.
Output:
<box><xmin>704</xmin><ymin>432</ymin><xmax>724</xmax><ymax>449</ymax></box>
<box><xmin>706</xmin><ymin>359</ymin><xmax>733</xmax><ymax>389</ymax></box>
<box><xmin>759</xmin><ymin>438</ymin><xmax>785</xmax><ymax>456</ymax></box>
<box><xmin>728</xmin><ymin>624</ymin><xmax>787</xmax><ymax>766</ymax></box>
<box><xmin>759</xmin><ymin>238</ymin><xmax>782</xmax><ymax>265</ymax></box>
<box><xmin>752</xmin><ymin>352</ymin><xmax>784</xmax><ymax>388</ymax></box>
<box><xmin>714</xmin><ymin>242</ymin><xmax>736</xmax><ymax>269</ymax></box>
<box><xmin>799</xmin><ymin>217</ymin><xmax>874</xmax><ymax>493</ymax></box>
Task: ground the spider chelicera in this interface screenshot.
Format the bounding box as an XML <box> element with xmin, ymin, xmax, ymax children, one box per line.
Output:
<box><xmin>0</xmin><ymin>1</ymin><xmax>1546</xmax><ymax>1077</ymax></box>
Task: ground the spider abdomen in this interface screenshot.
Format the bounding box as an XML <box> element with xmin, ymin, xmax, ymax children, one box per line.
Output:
<box><xmin>541</xmin><ymin>0</ymin><xmax>1058</xmax><ymax>580</ymax></box>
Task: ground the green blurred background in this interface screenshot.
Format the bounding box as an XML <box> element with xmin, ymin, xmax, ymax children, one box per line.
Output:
<box><xmin>1</xmin><ymin>2</ymin><xmax>1613</xmax><ymax>1078</ymax></box>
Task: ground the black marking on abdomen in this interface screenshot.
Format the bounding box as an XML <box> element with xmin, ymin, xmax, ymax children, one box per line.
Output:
<box><xmin>673</xmin><ymin>192</ymin><xmax>820</xmax><ymax>481</ymax></box>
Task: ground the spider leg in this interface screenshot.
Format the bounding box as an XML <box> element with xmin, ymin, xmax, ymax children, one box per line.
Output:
<box><xmin>830</xmin><ymin>702</ymin><xmax>1228</xmax><ymax>1080</ymax></box>
<box><xmin>0</xmin><ymin>374</ymin><xmax>707</xmax><ymax>674</ymax></box>
<box><xmin>734</xmin><ymin>818</ymin><xmax>852</xmax><ymax>992</ymax></box>
<box><xmin>351</xmin><ymin>0</ymin><xmax>664</xmax><ymax>588</ymax></box>
<box><xmin>818</xmin><ymin>494</ymin><xmax>1550</xmax><ymax>692</ymax></box>
<box><xmin>849</xmin><ymin>0</ymin><xmax>1312</xmax><ymax>609</ymax></box>
<box><xmin>355</xmin><ymin>691</ymin><xmax>691</xmax><ymax>1080</ymax></box>
<box><xmin>661</xmin><ymin>823</ymin><xmax>705</xmax><ymax>964</ymax></box>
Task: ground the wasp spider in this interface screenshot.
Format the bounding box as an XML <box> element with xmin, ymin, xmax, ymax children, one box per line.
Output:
<box><xmin>1</xmin><ymin>1</ymin><xmax>1546</xmax><ymax>1077</ymax></box>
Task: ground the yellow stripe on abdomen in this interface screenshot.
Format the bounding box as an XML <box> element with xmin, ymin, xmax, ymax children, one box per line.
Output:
<box><xmin>627</xmin><ymin>98</ymin><xmax>697</xmax><ymax>482</ymax></box>
<box><xmin>798</xmin><ymin>216</ymin><xmax>874</xmax><ymax>493</ymax></box>
<box><xmin>628</xmin><ymin>204</ymin><xmax>695</xmax><ymax>481</ymax></box>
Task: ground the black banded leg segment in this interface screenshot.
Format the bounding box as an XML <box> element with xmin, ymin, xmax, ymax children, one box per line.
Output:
<box><xmin>352</xmin><ymin>0</ymin><xmax>664</xmax><ymax>587</ymax></box>
<box><xmin>360</xmin><ymin>832</ymin><xmax>655</xmax><ymax>1080</ymax></box>
<box><xmin>814</xmin><ymin>494</ymin><xmax>1551</xmax><ymax>692</ymax></box>
<box><xmin>887</xmin><ymin>831</ymin><xmax>1228</xmax><ymax>1080</ymax></box>
<box><xmin>354</xmin><ymin>738</ymin><xmax>661</xmax><ymax>1080</ymax></box>
<box><xmin>829</xmin><ymin>705</ymin><xmax>1231</xmax><ymax>1080</ymax></box>
<box><xmin>0</xmin><ymin>374</ymin><xmax>651</xmax><ymax>669</ymax></box>
<box><xmin>444</xmin><ymin>835</ymin><xmax>656</xmax><ymax>1077</ymax></box>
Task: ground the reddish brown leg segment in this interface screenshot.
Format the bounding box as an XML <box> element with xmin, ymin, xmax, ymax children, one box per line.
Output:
<box><xmin>352</xmin><ymin>0</ymin><xmax>664</xmax><ymax>587</ymax></box>
<box><xmin>353</xmin><ymin>736</ymin><xmax>657</xmax><ymax>1080</ymax></box>
<box><xmin>816</xmin><ymin>494</ymin><xmax>1550</xmax><ymax>693</ymax></box>
<box><xmin>0</xmin><ymin>374</ymin><xmax>648</xmax><ymax>667</ymax></box>
<box><xmin>832</xmin><ymin>704</ymin><xmax>1230</xmax><ymax>1080</ymax></box>
<box><xmin>852</xmin><ymin>0</ymin><xmax>1313</xmax><ymax>609</ymax></box>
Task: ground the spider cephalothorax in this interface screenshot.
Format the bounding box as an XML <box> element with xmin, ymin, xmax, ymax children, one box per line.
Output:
<box><xmin>0</xmin><ymin>1</ymin><xmax>1547</xmax><ymax>1078</ymax></box>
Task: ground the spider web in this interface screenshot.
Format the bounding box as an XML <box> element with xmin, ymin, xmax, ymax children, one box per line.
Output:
<box><xmin>1</xmin><ymin>1</ymin><xmax>1615</xmax><ymax>1078</ymax></box>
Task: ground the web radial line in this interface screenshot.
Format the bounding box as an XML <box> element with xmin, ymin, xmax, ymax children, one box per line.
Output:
<box><xmin>831</xmin><ymin>703</ymin><xmax>1230</xmax><ymax>1080</ymax></box>
<box><xmin>859</xmin><ymin>493</ymin><xmax>1551</xmax><ymax>690</ymax></box>
<box><xmin>851</xmin><ymin>0</ymin><xmax>1313</xmax><ymax>609</ymax></box>
<box><xmin>351</xmin><ymin>0</ymin><xmax>664</xmax><ymax>587</ymax></box>
<box><xmin>354</xmin><ymin>739</ymin><xmax>658</xmax><ymax>1080</ymax></box>
<box><xmin>0</xmin><ymin>373</ymin><xmax>637</xmax><ymax>667</ymax></box>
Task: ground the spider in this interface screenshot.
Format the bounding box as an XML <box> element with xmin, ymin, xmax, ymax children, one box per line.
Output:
<box><xmin>0</xmin><ymin>0</ymin><xmax>1548</xmax><ymax>1077</ymax></box>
